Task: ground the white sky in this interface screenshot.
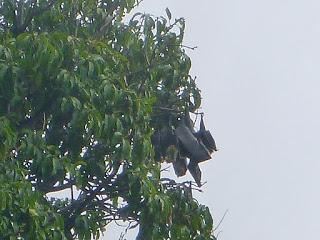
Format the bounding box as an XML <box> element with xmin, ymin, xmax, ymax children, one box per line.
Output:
<box><xmin>104</xmin><ymin>1</ymin><xmax>320</xmax><ymax>239</ymax></box>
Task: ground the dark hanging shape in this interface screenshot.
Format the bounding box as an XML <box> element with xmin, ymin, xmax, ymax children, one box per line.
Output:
<box><xmin>195</xmin><ymin>114</ymin><xmax>217</xmax><ymax>153</ymax></box>
<box><xmin>165</xmin><ymin>145</ymin><xmax>178</xmax><ymax>163</ymax></box>
<box><xmin>202</xmin><ymin>130</ymin><xmax>217</xmax><ymax>153</ymax></box>
<box><xmin>188</xmin><ymin>160</ymin><xmax>202</xmax><ymax>187</ymax></box>
<box><xmin>200</xmin><ymin>113</ymin><xmax>205</xmax><ymax>131</ymax></box>
<box><xmin>151</xmin><ymin>128</ymin><xmax>178</xmax><ymax>162</ymax></box>
<box><xmin>175</xmin><ymin>122</ymin><xmax>211</xmax><ymax>163</ymax></box>
<box><xmin>173</xmin><ymin>156</ymin><xmax>188</xmax><ymax>177</ymax></box>
<box><xmin>184</xmin><ymin>111</ymin><xmax>195</xmax><ymax>133</ymax></box>
<box><xmin>151</xmin><ymin>131</ymin><xmax>162</xmax><ymax>161</ymax></box>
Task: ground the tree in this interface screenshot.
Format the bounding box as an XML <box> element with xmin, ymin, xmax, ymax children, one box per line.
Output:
<box><xmin>0</xmin><ymin>0</ymin><xmax>217</xmax><ymax>239</ymax></box>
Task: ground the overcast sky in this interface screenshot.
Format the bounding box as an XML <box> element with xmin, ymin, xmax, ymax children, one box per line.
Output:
<box><xmin>104</xmin><ymin>1</ymin><xmax>320</xmax><ymax>239</ymax></box>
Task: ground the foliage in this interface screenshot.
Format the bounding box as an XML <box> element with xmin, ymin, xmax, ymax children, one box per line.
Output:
<box><xmin>0</xmin><ymin>0</ymin><xmax>216</xmax><ymax>239</ymax></box>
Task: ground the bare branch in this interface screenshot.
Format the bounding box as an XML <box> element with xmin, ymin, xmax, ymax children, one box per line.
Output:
<box><xmin>35</xmin><ymin>180</ymin><xmax>75</xmax><ymax>193</ymax></box>
<box><xmin>213</xmin><ymin>209</ymin><xmax>229</xmax><ymax>232</ymax></box>
<box><xmin>167</xmin><ymin>44</ymin><xmax>198</xmax><ymax>51</ymax></box>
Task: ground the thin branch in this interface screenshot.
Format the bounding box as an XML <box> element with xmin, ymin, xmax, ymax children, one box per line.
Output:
<box><xmin>181</xmin><ymin>45</ymin><xmax>198</xmax><ymax>50</ymax></box>
<box><xmin>160</xmin><ymin>166</ymin><xmax>171</xmax><ymax>172</ymax></box>
<box><xmin>115</xmin><ymin>220</ymin><xmax>127</xmax><ymax>227</ymax></box>
<box><xmin>164</xmin><ymin>17</ymin><xmax>184</xmax><ymax>35</ymax></box>
<box><xmin>167</xmin><ymin>44</ymin><xmax>198</xmax><ymax>51</ymax></box>
<box><xmin>70</xmin><ymin>184</ymin><xmax>74</xmax><ymax>202</ymax></box>
<box><xmin>134</xmin><ymin>0</ymin><xmax>144</xmax><ymax>7</ymax></box>
<box><xmin>213</xmin><ymin>209</ymin><xmax>229</xmax><ymax>232</ymax></box>
<box><xmin>36</xmin><ymin>180</ymin><xmax>75</xmax><ymax>193</ymax></box>
<box><xmin>160</xmin><ymin>178</ymin><xmax>203</xmax><ymax>193</ymax></box>
<box><xmin>215</xmin><ymin>230</ymin><xmax>223</xmax><ymax>239</ymax></box>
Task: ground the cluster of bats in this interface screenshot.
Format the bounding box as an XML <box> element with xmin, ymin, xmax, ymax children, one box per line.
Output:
<box><xmin>152</xmin><ymin>113</ymin><xmax>217</xmax><ymax>186</ymax></box>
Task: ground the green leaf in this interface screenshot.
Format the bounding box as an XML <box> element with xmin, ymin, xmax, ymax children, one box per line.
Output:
<box><xmin>52</xmin><ymin>158</ymin><xmax>59</xmax><ymax>175</ymax></box>
<box><xmin>192</xmin><ymin>88</ymin><xmax>202</xmax><ymax>111</ymax></box>
<box><xmin>0</xmin><ymin>64</ymin><xmax>9</xmax><ymax>81</ymax></box>
<box><xmin>122</xmin><ymin>139</ymin><xmax>131</xmax><ymax>159</ymax></box>
<box><xmin>29</xmin><ymin>208</ymin><xmax>38</xmax><ymax>217</ymax></box>
<box><xmin>88</xmin><ymin>61</ymin><xmax>94</xmax><ymax>76</ymax></box>
<box><xmin>70</xmin><ymin>96</ymin><xmax>81</xmax><ymax>109</ymax></box>
<box><xmin>104</xmin><ymin>84</ymin><xmax>115</xmax><ymax>100</ymax></box>
<box><xmin>144</xmin><ymin>14</ymin><xmax>155</xmax><ymax>35</ymax></box>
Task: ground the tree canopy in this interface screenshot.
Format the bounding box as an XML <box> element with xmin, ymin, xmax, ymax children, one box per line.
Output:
<box><xmin>0</xmin><ymin>0</ymin><xmax>217</xmax><ymax>239</ymax></box>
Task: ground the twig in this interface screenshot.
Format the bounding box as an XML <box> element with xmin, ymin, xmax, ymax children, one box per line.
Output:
<box><xmin>200</xmin><ymin>181</ymin><xmax>207</xmax><ymax>187</ymax></box>
<box><xmin>164</xmin><ymin>17</ymin><xmax>184</xmax><ymax>35</ymax></box>
<box><xmin>160</xmin><ymin>178</ymin><xmax>204</xmax><ymax>193</ymax></box>
<box><xmin>213</xmin><ymin>209</ymin><xmax>229</xmax><ymax>232</ymax></box>
<box><xmin>133</xmin><ymin>0</ymin><xmax>144</xmax><ymax>8</ymax></box>
<box><xmin>168</xmin><ymin>44</ymin><xmax>198</xmax><ymax>51</ymax></box>
<box><xmin>42</xmin><ymin>112</ymin><xmax>46</xmax><ymax>130</ymax></box>
<box><xmin>71</xmin><ymin>184</ymin><xmax>74</xmax><ymax>202</ymax></box>
<box><xmin>119</xmin><ymin>220</ymin><xmax>138</xmax><ymax>240</ymax></box>
<box><xmin>181</xmin><ymin>45</ymin><xmax>198</xmax><ymax>50</ymax></box>
<box><xmin>216</xmin><ymin>230</ymin><xmax>223</xmax><ymax>239</ymax></box>
<box><xmin>115</xmin><ymin>220</ymin><xmax>126</xmax><ymax>227</ymax></box>
<box><xmin>35</xmin><ymin>180</ymin><xmax>75</xmax><ymax>193</ymax></box>
<box><xmin>160</xmin><ymin>166</ymin><xmax>171</xmax><ymax>172</ymax></box>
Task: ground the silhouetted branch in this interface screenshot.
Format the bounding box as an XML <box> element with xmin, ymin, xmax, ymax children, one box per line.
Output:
<box><xmin>213</xmin><ymin>209</ymin><xmax>229</xmax><ymax>232</ymax></box>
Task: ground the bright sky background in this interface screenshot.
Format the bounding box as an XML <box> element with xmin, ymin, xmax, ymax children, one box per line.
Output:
<box><xmin>104</xmin><ymin>1</ymin><xmax>320</xmax><ymax>239</ymax></box>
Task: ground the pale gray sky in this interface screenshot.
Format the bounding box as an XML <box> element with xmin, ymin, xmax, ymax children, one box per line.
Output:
<box><xmin>104</xmin><ymin>1</ymin><xmax>320</xmax><ymax>239</ymax></box>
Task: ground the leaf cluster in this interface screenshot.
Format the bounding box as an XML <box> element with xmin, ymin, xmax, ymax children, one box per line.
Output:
<box><xmin>0</xmin><ymin>1</ymin><xmax>215</xmax><ymax>239</ymax></box>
